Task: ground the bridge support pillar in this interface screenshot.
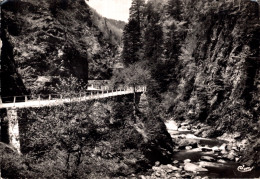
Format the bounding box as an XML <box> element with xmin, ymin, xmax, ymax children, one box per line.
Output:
<box><xmin>7</xmin><ymin>109</ymin><xmax>21</xmax><ymax>154</ymax></box>
<box><xmin>138</xmin><ymin>93</ymin><xmax>149</xmax><ymax>115</ymax></box>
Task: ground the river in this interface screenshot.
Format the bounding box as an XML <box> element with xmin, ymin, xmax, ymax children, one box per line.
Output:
<box><xmin>167</xmin><ymin>120</ymin><xmax>260</xmax><ymax>178</ymax></box>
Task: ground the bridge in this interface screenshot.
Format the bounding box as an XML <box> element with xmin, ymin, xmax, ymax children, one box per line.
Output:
<box><xmin>0</xmin><ymin>86</ymin><xmax>147</xmax><ymax>109</ymax></box>
<box><xmin>0</xmin><ymin>85</ymin><xmax>147</xmax><ymax>168</ymax></box>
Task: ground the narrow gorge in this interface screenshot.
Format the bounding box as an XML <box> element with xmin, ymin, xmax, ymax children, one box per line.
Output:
<box><xmin>1</xmin><ymin>0</ymin><xmax>260</xmax><ymax>178</ymax></box>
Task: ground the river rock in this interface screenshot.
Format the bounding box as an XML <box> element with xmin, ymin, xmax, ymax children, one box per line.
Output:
<box><xmin>227</xmin><ymin>150</ymin><xmax>237</xmax><ymax>161</ymax></box>
<box><xmin>173</xmin><ymin>160</ymin><xmax>179</xmax><ymax>165</ymax></box>
<box><xmin>167</xmin><ymin>164</ymin><xmax>180</xmax><ymax>171</ymax></box>
<box><xmin>152</xmin><ymin>166</ymin><xmax>161</xmax><ymax>172</ymax></box>
<box><xmin>165</xmin><ymin>120</ymin><xmax>178</xmax><ymax>131</ymax></box>
<box><xmin>219</xmin><ymin>143</ymin><xmax>227</xmax><ymax>150</ymax></box>
<box><xmin>184</xmin><ymin>163</ymin><xmax>208</xmax><ymax>172</ymax></box>
<box><xmin>201</xmin><ymin>127</ymin><xmax>214</xmax><ymax>138</ymax></box>
<box><xmin>181</xmin><ymin>122</ymin><xmax>189</xmax><ymax>126</ymax></box>
<box><xmin>194</xmin><ymin>130</ymin><xmax>201</xmax><ymax>136</ymax></box>
<box><xmin>182</xmin><ymin>173</ymin><xmax>192</xmax><ymax>178</ymax></box>
<box><xmin>233</xmin><ymin>132</ymin><xmax>241</xmax><ymax>139</ymax></box>
<box><xmin>217</xmin><ymin>159</ymin><xmax>227</xmax><ymax>163</ymax></box>
<box><xmin>194</xmin><ymin>177</ymin><xmax>202</xmax><ymax>179</ymax></box>
<box><xmin>178</xmin><ymin>139</ymin><xmax>198</xmax><ymax>149</ymax></box>
<box><xmin>186</xmin><ymin>146</ymin><xmax>193</xmax><ymax>150</ymax></box>
<box><xmin>175</xmin><ymin>172</ymin><xmax>182</xmax><ymax>178</ymax></box>
<box><xmin>212</xmin><ymin>146</ymin><xmax>221</xmax><ymax>153</ymax></box>
<box><xmin>202</xmin><ymin>177</ymin><xmax>209</xmax><ymax>179</ymax></box>
<box><xmin>200</xmin><ymin>156</ymin><xmax>216</xmax><ymax>162</ymax></box>
<box><xmin>139</xmin><ymin>175</ymin><xmax>146</xmax><ymax>179</ymax></box>
<box><xmin>232</xmin><ymin>145</ymin><xmax>240</xmax><ymax>152</ymax></box>
<box><xmin>226</xmin><ymin>143</ymin><xmax>233</xmax><ymax>151</ymax></box>
<box><xmin>199</xmin><ymin>161</ymin><xmax>223</xmax><ymax>168</ymax></box>
<box><xmin>184</xmin><ymin>159</ymin><xmax>191</xmax><ymax>163</ymax></box>
<box><xmin>154</xmin><ymin>171</ymin><xmax>161</xmax><ymax>177</ymax></box>
<box><xmin>220</xmin><ymin>144</ymin><xmax>228</xmax><ymax>154</ymax></box>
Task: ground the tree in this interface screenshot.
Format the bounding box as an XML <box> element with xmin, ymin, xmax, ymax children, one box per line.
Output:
<box><xmin>143</xmin><ymin>3</ymin><xmax>163</xmax><ymax>63</ymax></box>
<box><xmin>122</xmin><ymin>0</ymin><xmax>145</xmax><ymax>65</ymax></box>
<box><xmin>129</xmin><ymin>0</ymin><xmax>145</xmax><ymax>28</ymax></box>
<box><xmin>122</xmin><ymin>19</ymin><xmax>143</xmax><ymax>65</ymax></box>
<box><xmin>111</xmin><ymin>62</ymin><xmax>151</xmax><ymax>115</ymax></box>
<box><xmin>111</xmin><ymin>62</ymin><xmax>151</xmax><ymax>88</ymax></box>
<box><xmin>165</xmin><ymin>0</ymin><xmax>183</xmax><ymax>21</ymax></box>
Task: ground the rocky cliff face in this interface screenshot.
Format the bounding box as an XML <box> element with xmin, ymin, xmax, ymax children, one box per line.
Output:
<box><xmin>1</xmin><ymin>0</ymin><xmax>119</xmax><ymax>96</ymax></box>
<box><xmin>164</xmin><ymin>0</ymin><xmax>260</xmax><ymax>166</ymax></box>
<box><xmin>141</xmin><ymin>0</ymin><xmax>259</xmax><ymax>167</ymax></box>
<box><xmin>169</xmin><ymin>0</ymin><xmax>260</xmax><ymax>134</ymax></box>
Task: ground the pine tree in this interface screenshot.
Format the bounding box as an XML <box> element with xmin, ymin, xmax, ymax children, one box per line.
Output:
<box><xmin>143</xmin><ymin>3</ymin><xmax>163</xmax><ymax>63</ymax></box>
<box><xmin>122</xmin><ymin>0</ymin><xmax>145</xmax><ymax>65</ymax></box>
<box><xmin>129</xmin><ymin>0</ymin><xmax>145</xmax><ymax>29</ymax></box>
<box><xmin>164</xmin><ymin>0</ymin><xmax>186</xmax><ymax>60</ymax></box>
<box><xmin>165</xmin><ymin>0</ymin><xmax>183</xmax><ymax>21</ymax></box>
<box><xmin>122</xmin><ymin>19</ymin><xmax>142</xmax><ymax>65</ymax></box>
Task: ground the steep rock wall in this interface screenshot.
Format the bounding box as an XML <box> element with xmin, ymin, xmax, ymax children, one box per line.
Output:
<box><xmin>166</xmin><ymin>0</ymin><xmax>260</xmax><ymax>167</ymax></box>
<box><xmin>170</xmin><ymin>0</ymin><xmax>260</xmax><ymax>135</ymax></box>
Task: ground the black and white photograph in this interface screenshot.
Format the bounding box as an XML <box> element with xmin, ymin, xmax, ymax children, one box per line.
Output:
<box><xmin>0</xmin><ymin>0</ymin><xmax>259</xmax><ymax>178</ymax></box>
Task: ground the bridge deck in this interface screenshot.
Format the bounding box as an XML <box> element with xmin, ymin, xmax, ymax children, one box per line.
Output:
<box><xmin>0</xmin><ymin>88</ymin><xmax>146</xmax><ymax>109</ymax></box>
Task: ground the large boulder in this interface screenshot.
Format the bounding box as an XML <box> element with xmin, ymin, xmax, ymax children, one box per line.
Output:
<box><xmin>184</xmin><ymin>163</ymin><xmax>208</xmax><ymax>172</ymax></box>
<box><xmin>176</xmin><ymin>139</ymin><xmax>198</xmax><ymax>149</ymax></box>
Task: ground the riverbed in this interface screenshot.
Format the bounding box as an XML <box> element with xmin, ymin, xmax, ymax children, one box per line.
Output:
<box><xmin>168</xmin><ymin>120</ymin><xmax>260</xmax><ymax>178</ymax></box>
<box><xmin>136</xmin><ymin>120</ymin><xmax>260</xmax><ymax>178</ymax></box>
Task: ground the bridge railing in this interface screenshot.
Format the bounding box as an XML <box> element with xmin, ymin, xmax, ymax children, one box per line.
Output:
<box><xmin>0</xmin><ymin>85</ymin><xmax>147</xmax><ymax>107</ymax></box>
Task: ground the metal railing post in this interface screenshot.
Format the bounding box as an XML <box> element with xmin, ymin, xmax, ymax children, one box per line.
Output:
<box><xmin>13</xmin><ymin>96</ymin><xmax>16</xmax><ymax>107</ymax></box>
<box><xmin>25</xmin><ymin>95</ymin><xmax>28</xmax><ymax>102</ymax></box>
<box><xmin>38</xmin><ymin>95</ymin><xmax>41</xmax><ymax>105</ymax></box>
<box><xmin>49</xmin><ymin>94</ymin><xmax>51</xmax><ymax>101</ymax></box>
<box><xmin>0</xmin><ymin>96</ymin><xmax>2</xmax><ymax>104</ymax></box>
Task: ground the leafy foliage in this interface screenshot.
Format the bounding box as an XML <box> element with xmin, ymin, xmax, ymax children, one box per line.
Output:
<box><xmin>111</xmin><ymin>61</ymin><xmax>151</xmax><ymax>88</ymax></box>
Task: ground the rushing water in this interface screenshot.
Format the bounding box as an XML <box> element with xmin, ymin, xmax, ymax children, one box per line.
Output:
<box><xmin>172</xmin><ymin>149</ymin><xmax>260</xmax><ymax>178</ymax></box>
<box><xmin>166</xmin><ymin>121</ymin><xmax>260</xmax><ymax>178</ymax></box>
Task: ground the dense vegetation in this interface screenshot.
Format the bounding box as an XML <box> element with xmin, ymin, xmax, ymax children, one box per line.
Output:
<box><xmin>0</xmin><ymin>0</ymin><xmax>125</xmax><ymax>97</ymax></box>
<box><xmin>1</xmin><ymin>95</ymin><xmax>173</xmax><ymax>178</ymax></box>
<box><xmin>121</xmin><ymin>0</ymin><xmax>259</xmax><ymax>167</ymax></box>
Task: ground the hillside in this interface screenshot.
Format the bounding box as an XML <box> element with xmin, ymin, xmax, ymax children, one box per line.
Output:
<box><xmin>122</xmin><ymin>0</ymin><xmax>260</xmax><ymax>168</ymax></box>
<box><xmin>89</xmin><ymin>7</ymin><xmax>125</xmax><ymax>45</ymax></box>
<box><xmin>1</xmin><ymin>95</ymin><xmax>174</xmax><ymax>178</ymax></box>
<box><xmin>1</xmin><ymin>0</ymin><xmax>120</xmax><ymax>97</ymax></box>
